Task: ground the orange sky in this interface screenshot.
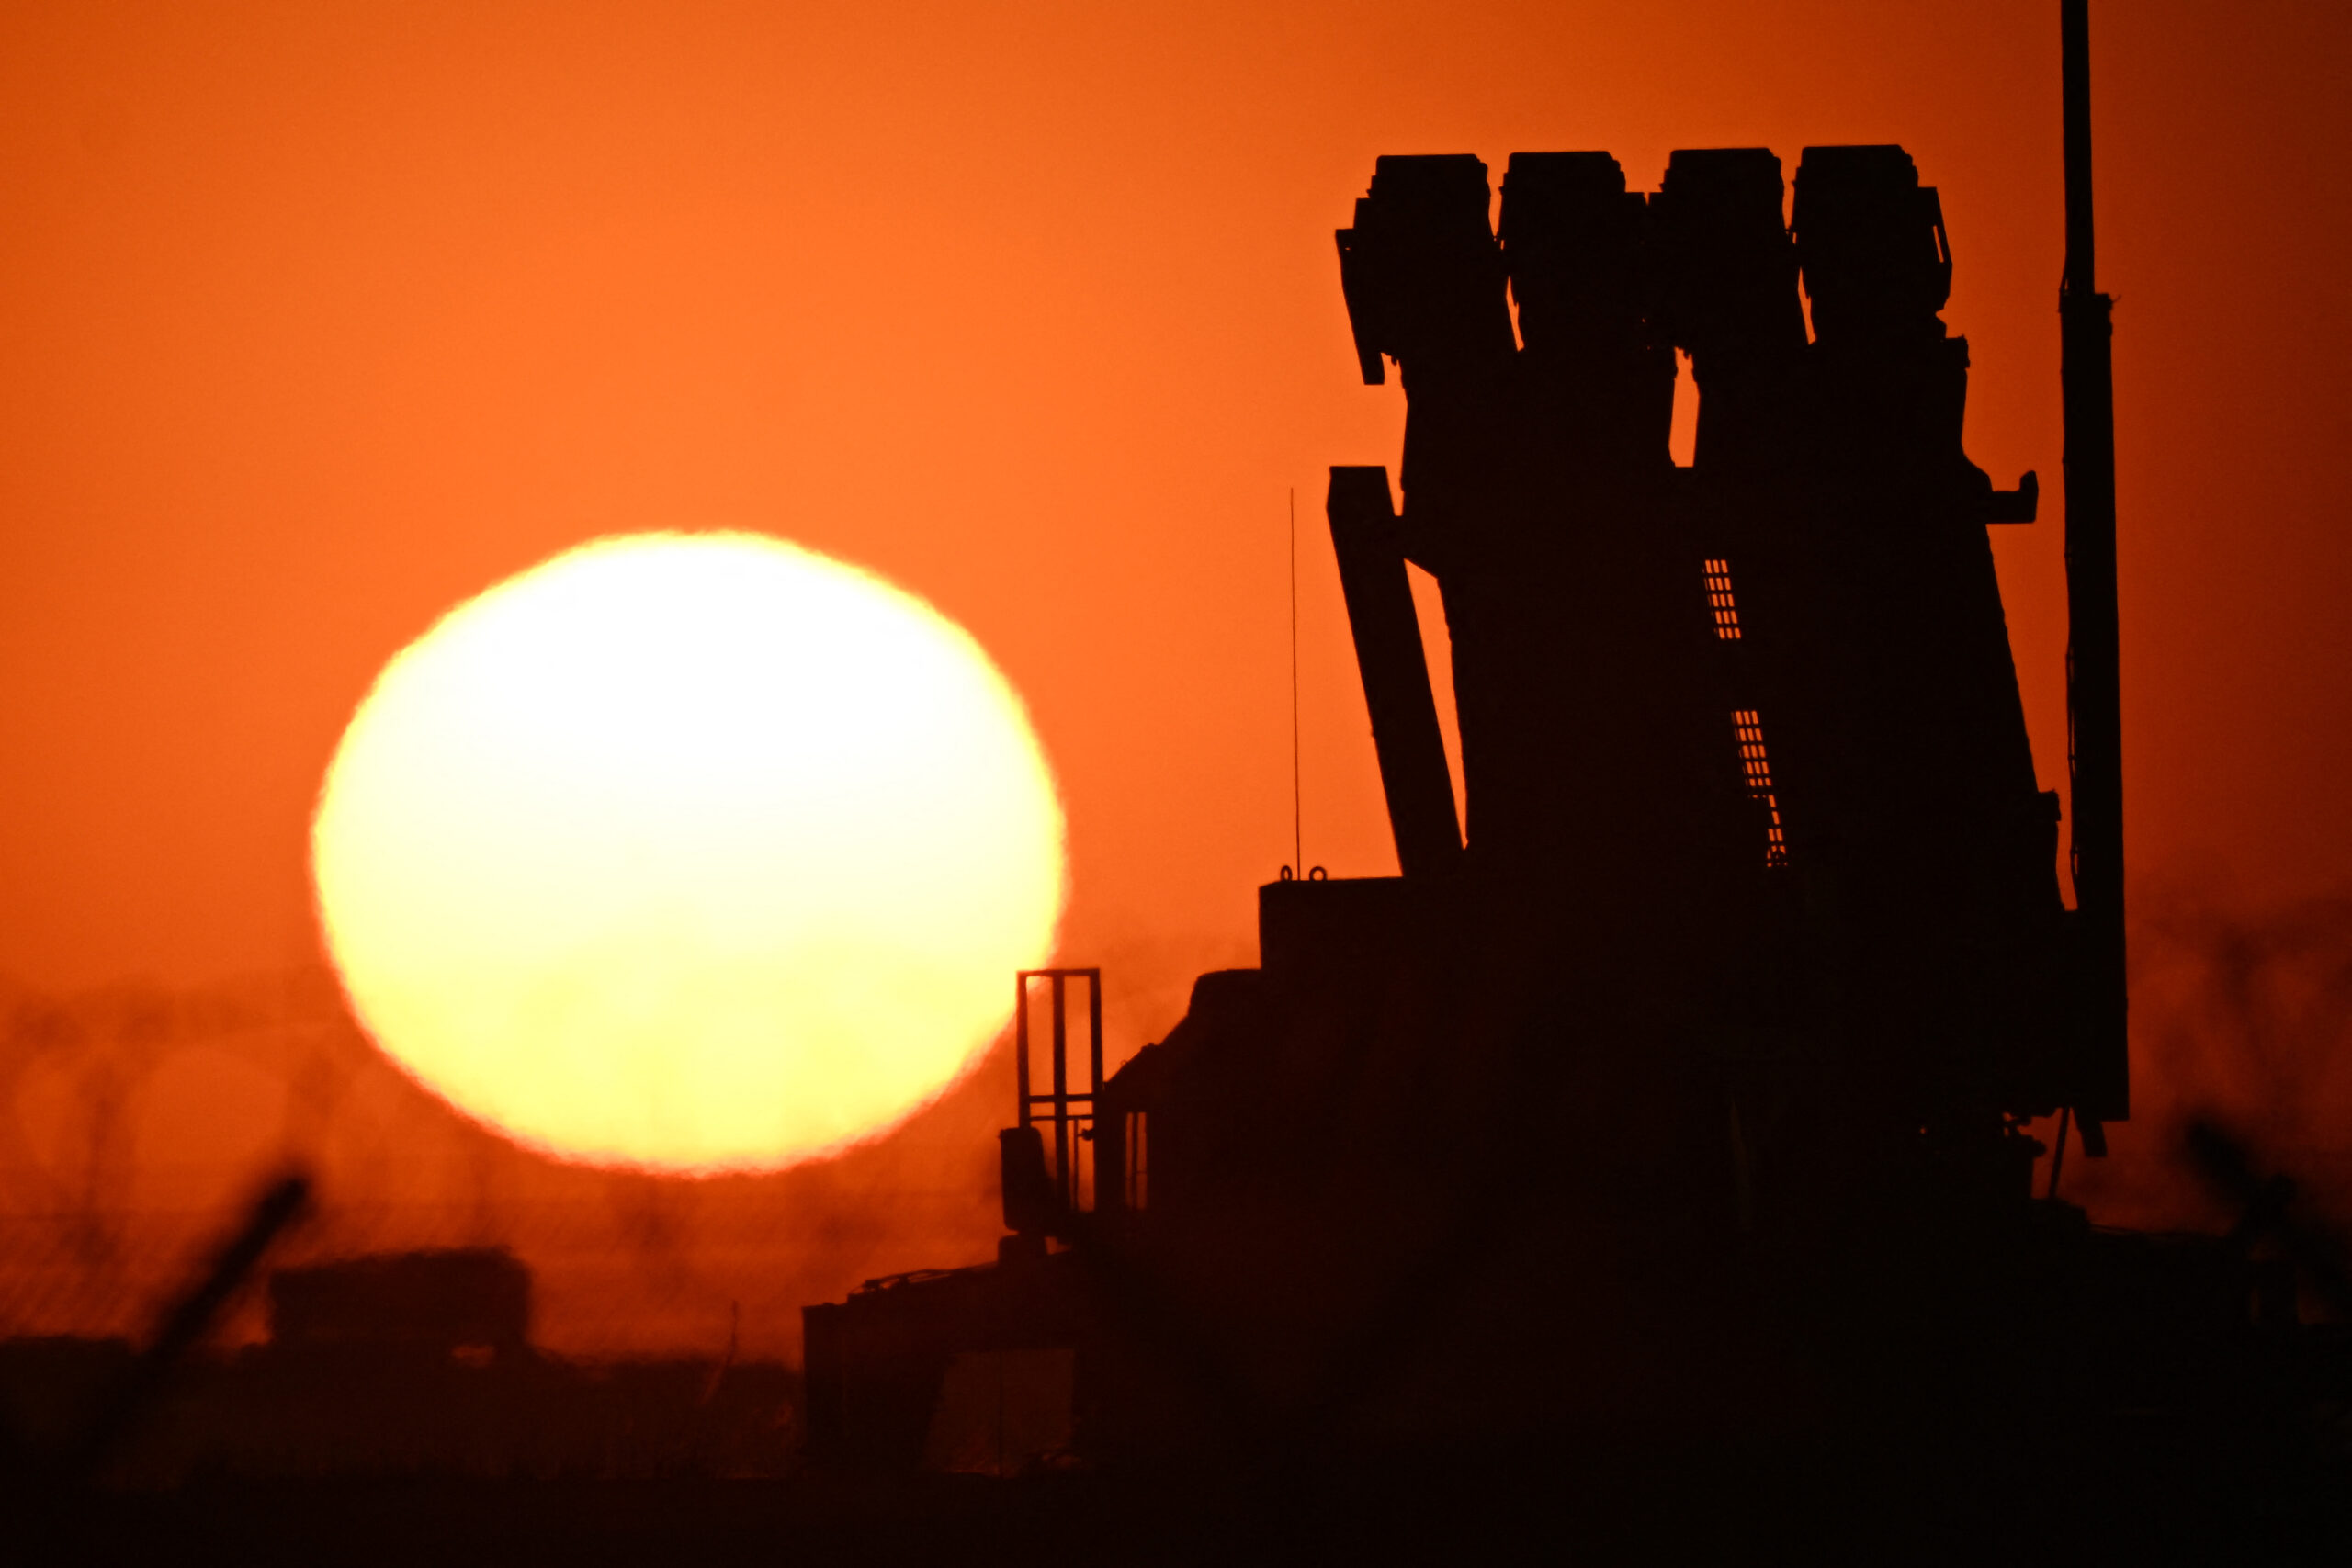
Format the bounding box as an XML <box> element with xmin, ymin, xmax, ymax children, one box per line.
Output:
<box><xmin>0</xmin><ymin>1</ymin><xmax>2347</xmax><ymax>1345</ymax></box>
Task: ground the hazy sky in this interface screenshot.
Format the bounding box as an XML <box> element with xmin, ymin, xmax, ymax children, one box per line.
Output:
<box><xmin>5</xmin><ymin>2</ymin><xmax>2347</xmax><ymax>1000</ymax></box>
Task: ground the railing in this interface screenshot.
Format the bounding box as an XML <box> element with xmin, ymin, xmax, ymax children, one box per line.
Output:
<box><xmin>1013</xmin><ymin>969</ymin><xmax>1103</xmax><ymax>1214</ymax></box>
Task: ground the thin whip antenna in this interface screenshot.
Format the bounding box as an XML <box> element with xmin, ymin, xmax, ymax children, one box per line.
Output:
<box><xmin>1289</xmin><ymin>487</ymin><xmax>1303</xmax><ymax>875</ymax></box>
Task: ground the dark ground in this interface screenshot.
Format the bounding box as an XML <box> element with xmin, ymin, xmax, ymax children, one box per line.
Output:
<box><xmin>13</xmin><ymin>1417</ymin><xmax>2352</xmax><ymax>1567</ymax></box>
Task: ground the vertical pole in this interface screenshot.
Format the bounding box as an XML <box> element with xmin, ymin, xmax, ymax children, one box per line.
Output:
<box><xmin>1086</xmin><ymin>970</ymin><xmax>1104</xmax><ymax>1112</ymax></box>
<box><xmin>1088</xmin><ymin>970</ymin><xmax>1105</xmax><ymax>1213</ymax></box>
<box><xmin>2047</xmin><ymin>1105</ymin><xmax>2074</xmax><ymax>1200</ymax></box>
<box><xmin>1014</xmin><ymin>974</ymin><xmax>1032</xmax><ymax>1129</ymax></box>
<box><xmin>1050</xmin><ymin>975</ymin><xmax>1070</xmax><ymax>1208</ymax></box>
<box><xmin>1291</xmin><ymin>489</ymin><xmax>1304</xmax><ymax>876</ymax></box>
<box><xmin>2061</xmin><ymin>0</ymin><xmax>2128</xmax><ymax>1125</ymax></box>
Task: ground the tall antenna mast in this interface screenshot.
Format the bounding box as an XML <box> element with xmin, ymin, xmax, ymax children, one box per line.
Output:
<box><xmin>1289</xmin><ymin>487</ymin><xmax>1303</xmax><ymax>875</ymax></box>
<box><xmin>2062</xmin><ymin>0</ymin><xmax>2127</xmax><ymax>1138</ymax></box>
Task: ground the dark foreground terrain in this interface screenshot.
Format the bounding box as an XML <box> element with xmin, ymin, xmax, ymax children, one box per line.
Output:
<box><xmin>14</xmin><ymin>1416</ymin><xmax>2352</xmax><ymax>1567</ymax></box>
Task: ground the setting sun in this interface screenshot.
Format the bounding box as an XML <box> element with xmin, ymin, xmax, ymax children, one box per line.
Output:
<box><xmin>311</xmin><ymin>532</ymin><xmax>1064</xmax><ymax>1173</ymax></box>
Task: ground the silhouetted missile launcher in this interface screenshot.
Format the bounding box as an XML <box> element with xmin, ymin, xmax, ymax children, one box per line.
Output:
<box><xmin>805</xmin><ymin>135</ymin><xmax>2330</xmax><ymax>1498</ymax></box>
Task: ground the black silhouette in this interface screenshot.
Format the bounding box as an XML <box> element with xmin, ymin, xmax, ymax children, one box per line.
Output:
<box><xmin>800</xmin><ymin>6</ymin><xmax>2351</xmax><ymax>1555</ymax></box>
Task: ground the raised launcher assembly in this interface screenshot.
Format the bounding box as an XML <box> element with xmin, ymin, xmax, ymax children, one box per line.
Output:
<box><xmin>805</xmin><ymin>134</ymin><xmax>2300</xmax><ymax>1481</ymax></box>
